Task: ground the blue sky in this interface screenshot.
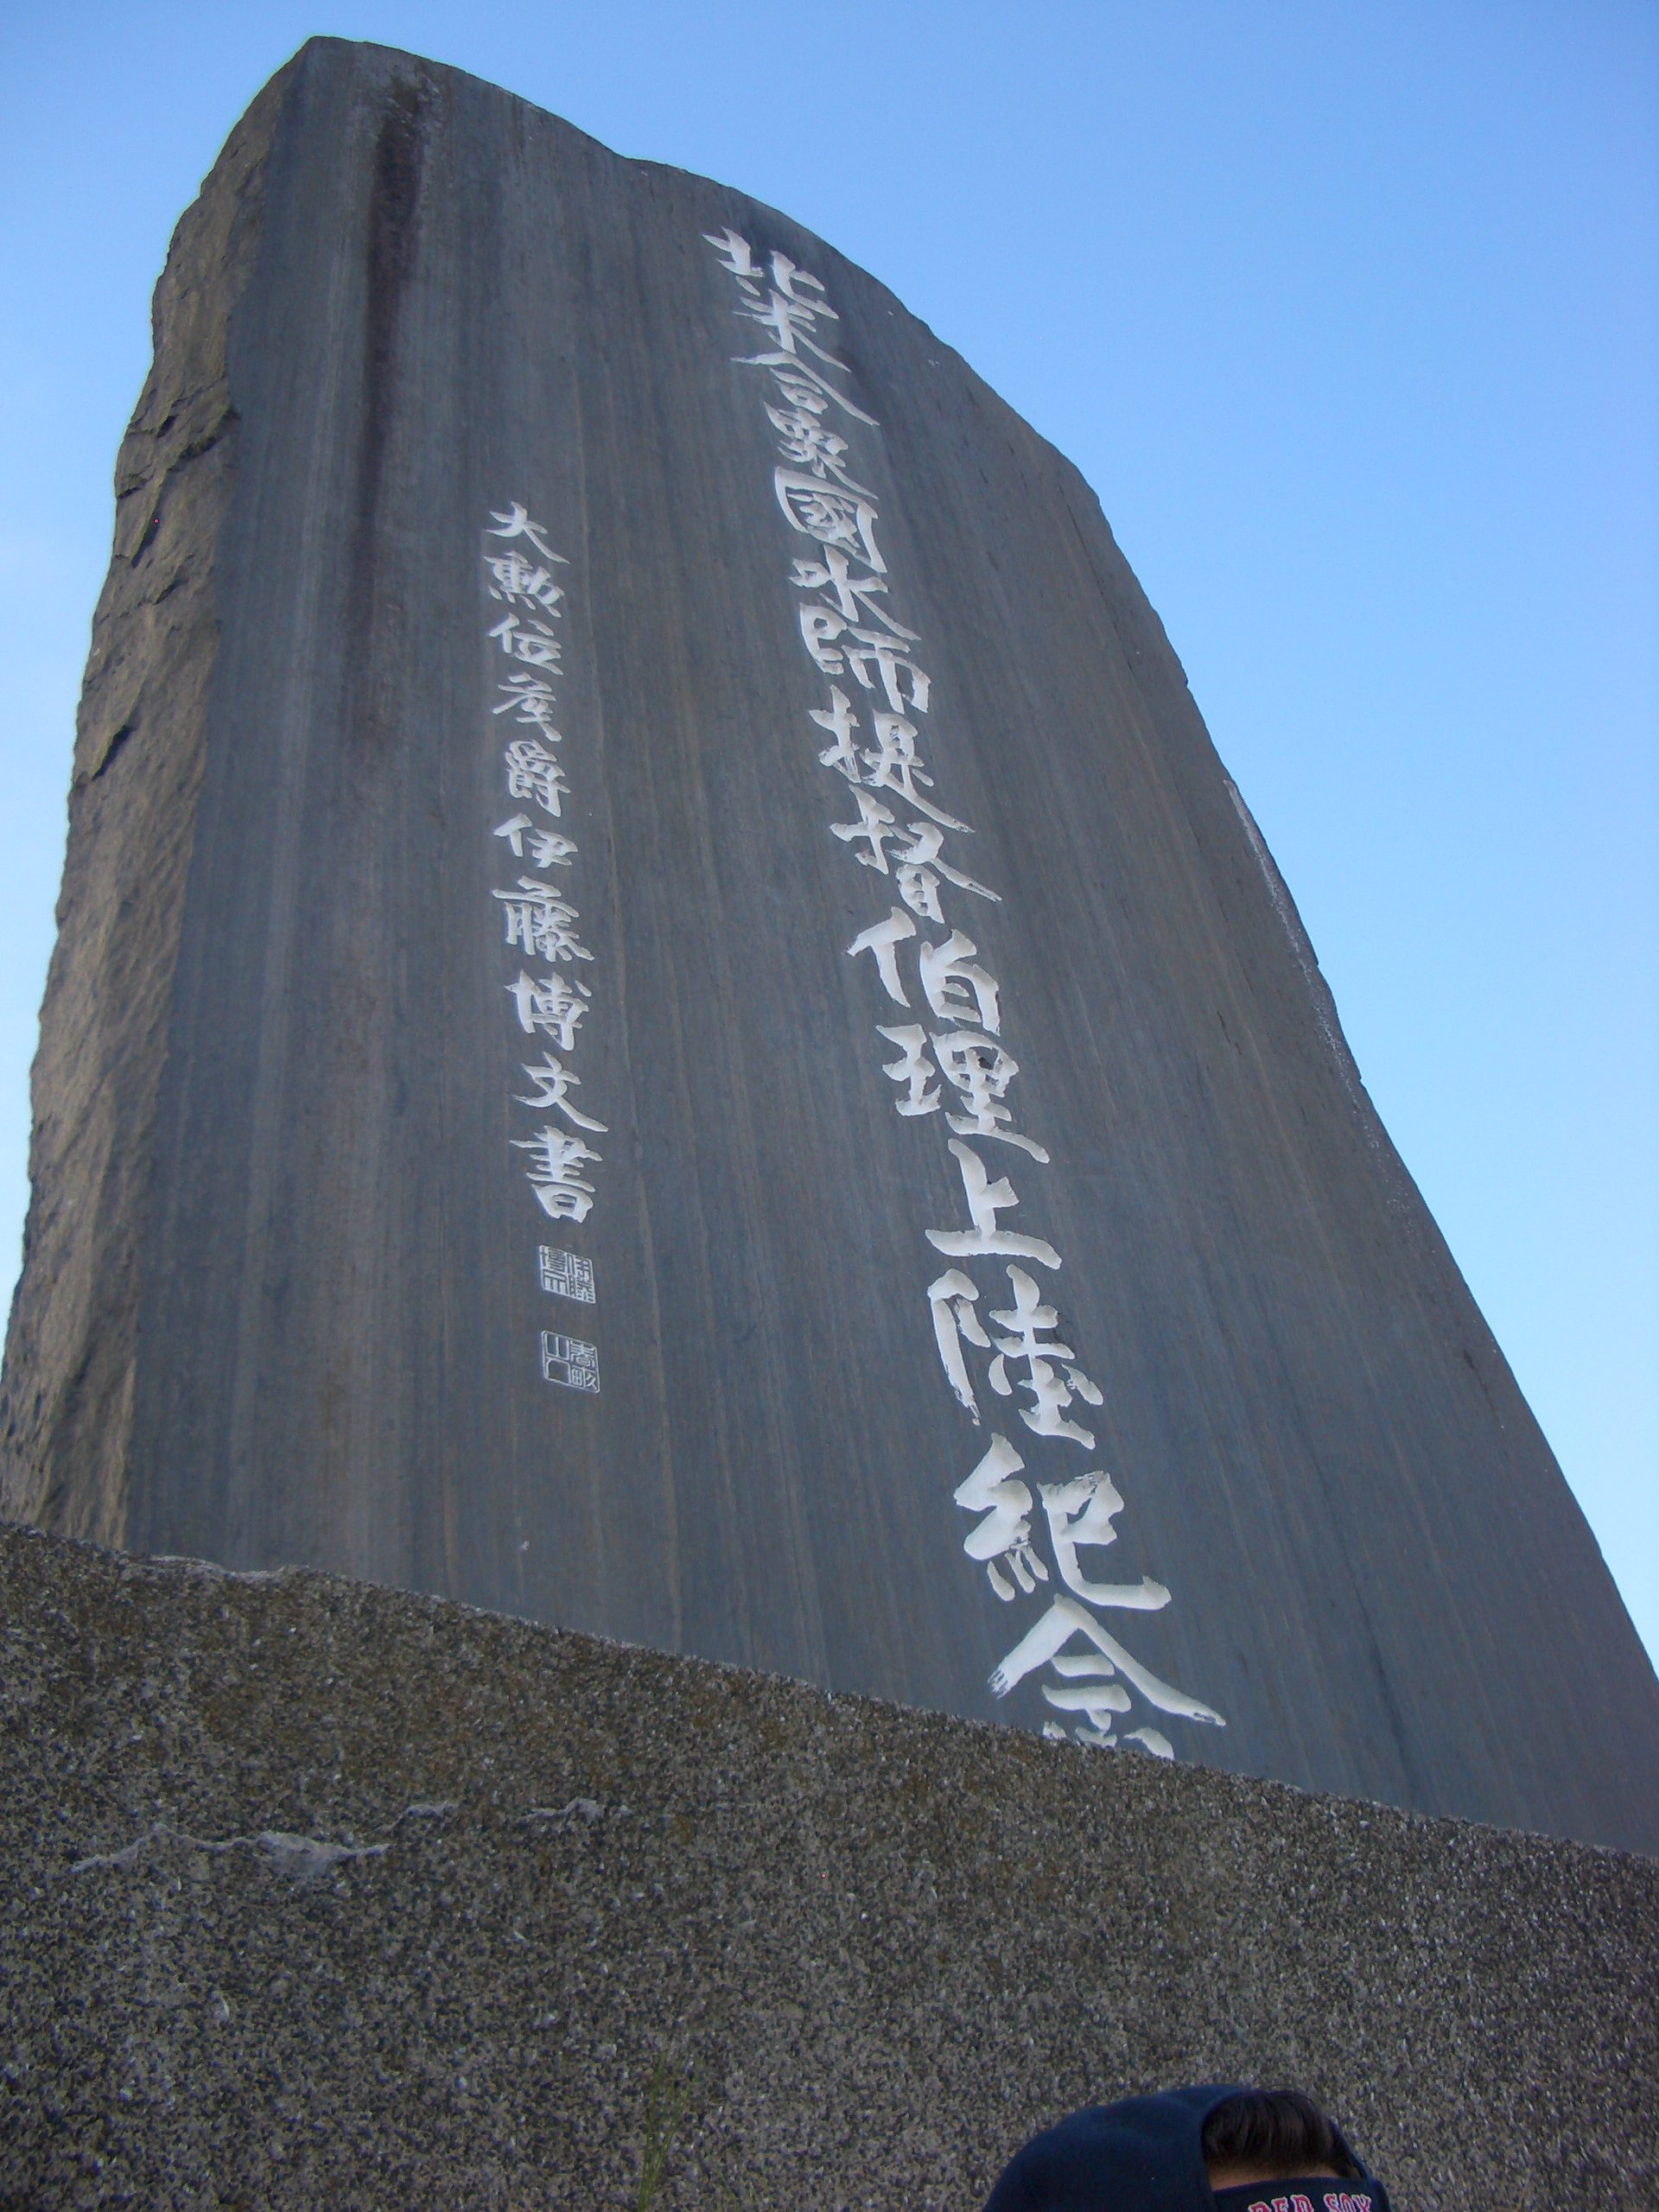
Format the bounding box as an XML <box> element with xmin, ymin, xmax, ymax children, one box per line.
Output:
<box><xmin>1</xmin><ymin>1</ymin><xmax>1654</xmax><ymax>1663</ymax></box>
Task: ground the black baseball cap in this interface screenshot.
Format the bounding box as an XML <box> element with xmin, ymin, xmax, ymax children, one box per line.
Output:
<box><xmin>981</xmin><ymin>2085</ymin><xmax>1392</xmax><ymax>2212</ymax></box>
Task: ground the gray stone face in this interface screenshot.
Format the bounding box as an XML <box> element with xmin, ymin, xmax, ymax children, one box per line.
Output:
<box><xmin>3</xmin><ymin>36</ymin><xmax>1656</xmax><ymax>1852</ymax></box>
<box><xmin>3</xmin><ymin>1521</ymin><xmax>1656</xmax><ymax>2211</ymax></box>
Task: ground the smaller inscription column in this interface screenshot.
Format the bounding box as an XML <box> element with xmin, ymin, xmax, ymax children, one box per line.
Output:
<box><xmin>480</xmin><ymin>502</ymin><xmax>610</xmax><ymax>1398</ymax></box>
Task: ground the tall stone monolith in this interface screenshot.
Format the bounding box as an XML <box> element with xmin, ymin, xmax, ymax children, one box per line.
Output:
<box><xmin>4</xmin><ymin>36</ymin><xmax>1655</xmax><ymax>1853</ymax></box>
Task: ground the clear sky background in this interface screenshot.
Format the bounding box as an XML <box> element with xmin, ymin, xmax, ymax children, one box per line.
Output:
<box><xmin>1</xmin><ymin>1</ymin><xmax>1654</xmax><ymax>1663</ymax></box>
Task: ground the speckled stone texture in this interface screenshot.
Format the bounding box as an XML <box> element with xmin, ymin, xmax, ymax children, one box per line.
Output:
<box><xmin>3</xmin><ymin>1521</ymin><xmax>1654</xmax><ymax>2211</ymax></box>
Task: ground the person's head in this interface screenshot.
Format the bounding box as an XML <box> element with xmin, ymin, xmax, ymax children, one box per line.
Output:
<box><xmin>1200</xmin><ymin>2088</ymin><xmax>1363</xmax><ymax>2192</ymax></box>
<box><xmin>979</xmin><ymin>2080</ymin><xmax>1388</xmax><ymax>2212</ymax></box>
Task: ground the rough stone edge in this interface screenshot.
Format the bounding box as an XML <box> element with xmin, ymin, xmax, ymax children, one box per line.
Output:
<box><xmin>0</xmin><ymin>58</ymin><xmax>302</xmax><ymax>1540</ymax></box>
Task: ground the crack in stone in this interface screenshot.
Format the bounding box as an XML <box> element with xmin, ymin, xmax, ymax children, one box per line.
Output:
<box><xmin>67</xmin><ymin>1799</ymin><xmax>460</xmax><ymax>1881</ymax></box>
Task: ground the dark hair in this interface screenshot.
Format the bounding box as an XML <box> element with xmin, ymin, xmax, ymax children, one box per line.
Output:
<box><xmin>1201</xmin><ymin>2089</ymin><xmax>1363</xmax><ymax>2180</ymax></box>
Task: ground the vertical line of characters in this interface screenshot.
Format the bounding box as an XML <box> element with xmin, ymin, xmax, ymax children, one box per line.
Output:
<box><xmin>701</xmin><ymin>228</ymin><xmax>1224</xmax><ymax>1756</ymax></box>
<box><xmin>480</xmin><ymin>503</ymin><xmax>606</xmax><ymax>1396</ymax></box>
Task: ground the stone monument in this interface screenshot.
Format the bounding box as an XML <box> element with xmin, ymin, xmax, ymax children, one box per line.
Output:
<box><xmin>4</xmin><ymin>36</ymin><xmax>1656</xmax><ymax>1854</ymax></box>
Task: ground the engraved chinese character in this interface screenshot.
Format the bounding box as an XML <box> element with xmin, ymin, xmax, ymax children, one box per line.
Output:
<box><xmin>763</xmin><ymin>358</ymin><xmax>879</xmax><ymax>426</ymax></box>
<box><xmin>487</xmin><ymin>611</ymin><xmax>563</xmax><ymax>671</ymax></box>
<box><xmin>927</xmin><ymin>1267</ymin><xmax>991</xmax><ymax>1421</ymax></box>
<box><xmin>799</xmin><ymin>601</ymin><xmax>854</xmax><ymax>677</ymax></box>
<box><xmin>892</xmin><ymin>820</ymin><xmax>999</xmax><ymax>920</ymax></box>
<box><xmin>846</xmin><ymin>642</ymin><xmax>931</xmax><ymax>718</ymax></box>
<box><xmin>988</xmin><ymin>1595</ymin><xmax>1223</xmax><ymax>1730</ymax></box>
<box><xmin>493</xmin><ymin>671</ymin><xmax>563</xmax><ymax>739</ymax></box>
<box><xmin>925</xmin><ymin>1141</ymin><xmax>1060</xmax><ymax>1270</ymax></box>
<box><xmin>703</xmin><ymin>227</ymin><xmax>762</xmax><ymax>280</ymax></box>
<box><xmin>706</xmin><ymin>229</ymin><xmax>878</xmax><ymax>423</ymax></box>
<box><xmin>733</xmin><ymin>254</ymin><xmax>842</xmax><ymax>364</ymax></box>
<box><xmin>830</xmin><ymin>800</ymin><xmax>1000</xmax><ymax>919</ymax></box>
<box><xmin>773</xmin><ymin>469</ymin><xmax>886</xmax><ymax>574</ymax></box>
<box><xmin>874</xmin><ymin>1024</ymin><xmax>940</xmax><ymax>1117</ymax></box>
<box><xmin>493</xmin><ymin>879</ymin><xmax>592</xmax><ymax>965</ymax></box>
<box><xmin>486</xmin><ymin>502</ymin><xmax>566</xmax><ymax>566</ymax></box>
<box><xmin>503</xmin><ymin>738</ymin><xmax>569</xmax><ymax>817</ymax></box>
<box><xmin>859</xmin><ymin>713</ymin><xmax>960</xmax><ymax>827</ymax></box>
<box><xmin>871</xmin><ymin>1027</ymin><xmax>1046</xmax><ymax>1153</ymax></box>
<box><xmin>847</xmin><ymin>904</ymin><xmax>918</xmax><ymax>1005</ymax></box>
<box><xmin>495</xmin><ymin>815</ymin><xmax>576</xmax><ymax>867</ymax></box>
<box><xmin>953</xmin><ymin>1433</ymin><xmax>1048</xmax><ymax>1602</ymax></box>
<box><xmin>918</xmin><ymin>929</ymin><xmax>1001</xmax><ymax>1032</ymax></box>
<box><xmin>514</xmin><ymin>1055</ymin><xmax>607</xmax><ymax>1131</ymax></box>
<box><xmin>766</xmin><ymin>404</ymin><xmax>859</xmax><ymax>485</ymax></box>
<box><xmin>1038</xmin><ymin>1471</ymin><xmax>1169</xmax><ymax>1611</ymax></box>
<box><xmin>832</xmin><ymin>786</ymin><xmax>903</xmax><ymax>873</ymax></box>
<box><xmin>790</xmin><ymin>546</ymin><xmax>918</xmax><ymax>639</ymax></box>
<box><xmin>987</xmin><ymin>1266</ymin><xmax>1103</xmax><ymax>1447</ymax></box>
<box><xmin>506</xmin><ymin>969</ymin><xmax>591</xmax><ymax>1052</ymax></box>
<box><xmin>513</xmin><ymin>1128</ymin><xmax>601</xmax><ymax>1222</ymax></box>
<box><xmin>810</xmin><ymin>685</ymin><xmax>862</xmax><ymax>779</ymax></box>
<box><xmin>931</xmin><ymin>1032</ymin><xmax>1047</xmax><ymax>1160</ymax></box>
<box><xmin>485</xmin><ymin>551</ymin><xmax>565</xmax><ymax>614</ymax></box>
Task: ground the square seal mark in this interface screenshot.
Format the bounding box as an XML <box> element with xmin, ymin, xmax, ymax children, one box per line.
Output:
<box><xmin>537</xmin><ymin>1247</ymin><xmax>595</xmax><ymax>1304</ymax></box>
<box><xmin>541</xmin><ymin>1331</ymin><xmax>600</xmax><ymax>1393</ymax></box>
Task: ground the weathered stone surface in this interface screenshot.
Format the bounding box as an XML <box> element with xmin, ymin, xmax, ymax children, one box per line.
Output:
<box><xmin>2</xmin><ymin>1519</ymin><xmax>1656</xmax><ymax>2210</ymax></box>
<box><xmin>3</xmin><ymin>37</ymin><xmax>1656</xmax><ymax>1851</ymax></box>
<box><xmin>0</xmin><ymin>62</ymin><xmax>288</xmax><ymax>1553</ymax></box>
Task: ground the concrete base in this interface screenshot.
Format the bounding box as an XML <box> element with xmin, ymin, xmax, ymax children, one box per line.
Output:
<box><xmin>2</xmin><ymin>1517</ymin><xmax>1654</xmax><ymax>2209</ymax></box>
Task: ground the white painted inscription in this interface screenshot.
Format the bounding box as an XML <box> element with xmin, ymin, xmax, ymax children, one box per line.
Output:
<box><xmin>703</xmin><ymin>227</ymin><xmax>1223</xmax><ymax>1757</ymax></box>
<box><xmin>478</xmin><ymin>501</ymin><xmax>608</xmax><ymax>1387</ymax></box>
